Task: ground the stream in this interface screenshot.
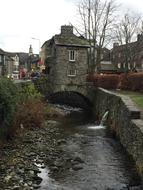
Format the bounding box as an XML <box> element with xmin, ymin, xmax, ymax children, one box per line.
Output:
<box><xmin>36</xmin><ymin>105</ymin><xmax>142</xmax><ymax>190</ymax></box>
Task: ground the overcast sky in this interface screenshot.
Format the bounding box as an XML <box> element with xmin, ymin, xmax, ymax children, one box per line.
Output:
<box><xmin>0</xmin><ymin>0</ymin><xmax>143</xmax><ymax>54</ymax></box>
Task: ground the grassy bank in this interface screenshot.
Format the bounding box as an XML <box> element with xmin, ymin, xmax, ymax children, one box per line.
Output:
<box><xmin>115</xmin><ymin>90</ymin><xmax>143</xmax><ymax>109</ymax></box>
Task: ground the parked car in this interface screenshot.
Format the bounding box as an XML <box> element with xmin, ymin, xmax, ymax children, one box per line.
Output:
<box><xmin>11</xmin><ymin>71</ymin><xmax>19</xmax><ymax>80</ymax></box>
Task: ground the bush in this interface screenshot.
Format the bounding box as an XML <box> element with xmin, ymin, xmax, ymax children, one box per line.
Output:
<box><xmin>0</xmin><ymin>78</ymin><xmax>19</xmax><ymax>131</ymax></box>
<box><xmin>87</xmin><ymin>73</ymin><xmax>120</xmax><ymax>89</ymax></box>
<box><xmin>11</xmin><ymin>99</ymin><xmax>45</xmax><ymax>133</ymax></box>
<box><xmin>118</xmin><ymin>72</ymin><xmax>143</xmax><ymax>91</ymax></box>
<box><xmin>19</xmin><ymin>82</ymin><xmax>42</xmax><ymax>102</ymax></box>
<box><xmin>9</xmin><ymin>82</ymin><xmax>45</xmax><ymax>135</ymax></box>
<box><xmin>0</xmin><ymin>80</ymin><xmax>45</xmax><ymax>139</ymax></box>
<box><xmin>32</xmin><ymin>76</ymin><xmax>49</xmax><ymax>95</ymax></box>
<box><xmin>118</xmin><ymin>73</ymin><xmax>130</xmax><ymax>90</ymax></box>
<box><xmin>127</xmin><ymin>73</ymin><xmax>143</xmax><ymax>91</ymax></box>
<box><xmin>87</xmin><ymin>72</ymin><xmax>143</xmax><ymax>92</ymax></box>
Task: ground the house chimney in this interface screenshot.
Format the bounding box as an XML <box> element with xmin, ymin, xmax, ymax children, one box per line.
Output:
<box><xmin>113</xmin><ymin>42</ymin><xmax>119</xmax><ymax>48</ymax></box>
<box><xmin>137</xmin><ymin>34</ymin><xmax>143</xmax><ymax>42</ymax></box>
<box><xmin>61</xmin><ymin>25</ymin><xmax>73</xmax><ymax>35</ymax></box>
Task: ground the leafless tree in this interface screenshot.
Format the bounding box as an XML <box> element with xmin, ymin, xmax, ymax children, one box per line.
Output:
<box><xmin>75</xmin><ymin>0</ymin><xmax>117</xmax><ymax>72</ymax></box>
<box><xmin>113</xmin><ymin>12</ymin><xmax>141</xmax><ymax>72</ymax></box>
<box><xmin>114</xmin><ymin>13</ymin><xmax>140</xmax><ymax>44</ymax></box>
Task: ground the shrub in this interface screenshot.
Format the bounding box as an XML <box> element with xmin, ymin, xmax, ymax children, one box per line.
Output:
<box><xmin>118</xmin><ymin>73</ymin><xmax>130</xmax><ymax>90</ymax></box>
<box><xmin>0</xmin><ymin>80</ymin><xmax>45</xmax><ymax>139</ymax></box>
<box><xmin>127</xmin><ymin>73</ymin><xmax>143</xmax><ymax>91</ymax></box>
<box><xmin>118</xmin><ymin>72</ymin><xmax>143</xmax><ymax>91</ymax></box>
<box><xmin>0</xmin><ymin>78</ymin><xmax>19</xmax><ymax>130</ymax></box>
<box><xmin>19</xmin><ymin>82</ymin><xmax>42</xmax><ymax>102</ymax></box>
<box><xmin>11</xmin><ymin>99</ymin><xmax>45</xmax><ymax>133</ymax></box>
<box><xmin>87</xmin><ymin>72</ymin><xmax>143</xmax><ymax>92</ymax></box>
<box><xmin>87</xmin><ymin>73</ymin><xmax>120</xmax><ymax>89</ymax></box>
<box><xmin>33</xmin><ymin>76</ymin><xmax>49</xmax><ymax>95</ymax></box>
<box><xmin>9</xmin><ymin>82</ymin><xmax>45</xmax><ymax>135</ymax></box>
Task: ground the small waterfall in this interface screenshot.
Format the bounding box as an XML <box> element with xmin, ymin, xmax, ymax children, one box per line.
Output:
<box><xmin>100</xmin><ymin>111</ymin><xmax>109</xmax><ymax>126</ymax></box>
<box><xmin>88</xmin><ymin>110</ymin><xmax>109</xmax><ymax>130</ymax></box>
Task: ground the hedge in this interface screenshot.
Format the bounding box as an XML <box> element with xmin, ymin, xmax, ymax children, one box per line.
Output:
<box><xmin>87</xmin><ymin>72</ymin><xmax>143</xmax><ymax>92</ymax></box>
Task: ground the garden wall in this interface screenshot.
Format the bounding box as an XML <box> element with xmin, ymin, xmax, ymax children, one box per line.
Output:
<box><xmin>94</xmin><ymin>88</ymin><xmax>143</xmax><ymax>178</ymax></box>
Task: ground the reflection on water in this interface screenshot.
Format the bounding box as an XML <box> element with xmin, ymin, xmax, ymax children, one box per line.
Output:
<box><xmin>37</xmin><ymin>105</ymin><xmax>141</xmax><ymax>190</ymax></box>
<box><xmin>87</xmin><ymin>125</ymin><xmax>106</xmax><ymax>130</ymax></box>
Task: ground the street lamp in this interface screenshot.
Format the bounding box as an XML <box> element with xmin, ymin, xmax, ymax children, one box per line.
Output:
<box><xmin>31</xmin><ymin>37</ymin><xmax>41</xmax><ymax>53</ymax></box>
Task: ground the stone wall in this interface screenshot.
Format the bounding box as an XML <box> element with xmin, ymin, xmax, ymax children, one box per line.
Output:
<box><xmin>94</xmin><ymin>88</ymin><xmax>143</xmax><ymax>178</ymax></box>
<box><xmin>50</xmin><ymin>46</ymin><xmax>88</xmax><ymax>92</ymax></box>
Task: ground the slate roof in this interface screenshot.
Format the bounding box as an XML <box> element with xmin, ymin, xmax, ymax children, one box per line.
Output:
<box><xmin>5</xmin><ymin>56</ymin><xmax>13</xmax><ymax>61</ymax></box>
<box><xmin>100</xmin><ymin>63</ymin><xmax>117</xmax><ymax>71</ymax></box>
<box><xmin>112</xmin><ymin>41</ymin><xmax>137</xmax><ymax>52</ymax></box>
<box><xmin>53</xmin><ymin>34</ymin><xmax>90</xmax><ymax>47</ymax></box>
<box><xmin>0</xmin><ymin>48</ymin><xmax>5</xmax><ymax>54</ymax></box>
<box><xmin>6</xmin><ymin>52</ymin><xmax>29</xmax><ymax>62</ymax></box>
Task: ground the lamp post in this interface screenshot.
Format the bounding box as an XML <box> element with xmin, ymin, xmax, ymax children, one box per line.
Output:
<box><xmin>31</xmin><ymin>37</ymin><xmax>41</xmax><ymax>53</ymax></box>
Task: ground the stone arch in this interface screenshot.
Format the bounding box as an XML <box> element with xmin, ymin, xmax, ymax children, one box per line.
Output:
<box><xmin>47</xmin><ymin>90</ymin><xmax>93</xmax><ymax>110</ymax></box>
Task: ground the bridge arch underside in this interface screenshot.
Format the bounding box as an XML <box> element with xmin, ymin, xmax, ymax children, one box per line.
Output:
<box><xmin>47</xmin><ymin>91</ymin><xmax>93</xmax><ymax>110</ymax></box>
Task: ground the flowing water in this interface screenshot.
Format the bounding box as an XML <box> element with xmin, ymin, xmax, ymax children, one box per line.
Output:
<box><xmin>37</xmin><ymin>105</ymin><xmax>141</xmax><ymax>190</ymax></box>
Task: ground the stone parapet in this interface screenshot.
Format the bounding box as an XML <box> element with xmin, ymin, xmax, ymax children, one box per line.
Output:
<box><xmin>94</xmin><ymin>88</ymin><xmax>143</xmax><ymax>178</ymax></box>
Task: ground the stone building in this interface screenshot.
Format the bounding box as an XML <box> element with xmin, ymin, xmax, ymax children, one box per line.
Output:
<box><xmin>0</xmin><ymin>48</ymin><xmax>6</xmax><ymax>75</ymax></box>
<box><xmin>111</xmin><ymin>34</ymin><xmax>143</xmax><ymax>72</ymax></box>
<box><xmin>41</xmin><ymin>25</ymin><xmax>90</xmax><ymax>92</ymax></box>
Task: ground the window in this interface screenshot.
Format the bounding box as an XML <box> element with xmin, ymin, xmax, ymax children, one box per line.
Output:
<box><xmin>101</xmin><ymin>54</ymin><xmax>103</xmax><ymax>59</ymax></box>
<box><xmin>69</xmin><ymin>50</ymin><xmax>75</xmax><ymax>61</ymax></box>
<box><xmin>117</xmin><ymin>63</ymin><xmax>121</xmax><ymax>68</ymax></box>
<box><xmin>0</xmin><ymin>55</ymin><xmax>2</xmax><ymax>62</ymax></box>
<box><xmin>67</xmin><ymin>69</ymin><xmax>76</xmax><ymax>77</ymax></box>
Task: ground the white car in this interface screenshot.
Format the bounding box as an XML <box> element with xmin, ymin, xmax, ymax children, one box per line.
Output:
<box><xmin>11</xmin><ymin>71</ymin><xmax>19</xmax><ymax>80</ymax></box>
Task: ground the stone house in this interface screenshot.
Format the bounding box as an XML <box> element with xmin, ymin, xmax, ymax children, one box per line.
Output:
<box><xmin>111</xmin><ymin>34</ymin><xmax>143</xmax><ymax>72</ymax></box>
<box><xmin>0</xmin><ymin>49</ymin><xmax>15</xmax><ymax>76</ymax></box>
<box><xmin>41</xmin><ymin>25</ymin><xmax>90</xmax><ymax>92</ymax></box>
<box><xmin>6</xmin><ymin>48</ymin><xmax>40</xmax><ymax>74</ymax></box>
<box><xmin>0</xmin><ymin>48</ymin><xmax>6</xmax><ymax>75</ymax></box>
<box><xmin>99</xmin><ymin>47</ymin><xmax>117</xmax><ymax>74</ymax></box>
<box><xmin>0</xmin><ymin>45</ymin><xmax>40</xmax><ymax>77</ymax></box>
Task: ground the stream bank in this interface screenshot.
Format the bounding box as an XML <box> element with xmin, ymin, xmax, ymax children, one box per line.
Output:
<box><xmin>0</xmin><ymin>104</ymin><xmax>142</xmax><ymax>190</ymax></box>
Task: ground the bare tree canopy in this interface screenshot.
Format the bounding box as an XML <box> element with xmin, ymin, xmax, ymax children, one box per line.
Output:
<box><xmin>113</xmin><ymin>12</ymin><xmax>141</xmax><ymax>72</ymax></box>
<box><xmin>74</xmin><ymin>0</ymin><xmax>118</xmax><ymax>72</ymax></box>
<box><xmin>114</xmin><ymin>12</ymin><xmax>141</xmax><ymax>45</ymax></box>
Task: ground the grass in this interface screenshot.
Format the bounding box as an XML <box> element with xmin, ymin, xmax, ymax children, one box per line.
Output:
<box><xmin>115</xmin><ymin>90</ymin><xmax>143</xmax><ymax>109</ymax></box>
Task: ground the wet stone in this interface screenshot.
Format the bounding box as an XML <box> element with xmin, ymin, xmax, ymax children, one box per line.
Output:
<box><xmin>12</xmin><ymin>186</ymin><xmax>21</xmax><ymax>190</ymax></box>
<box><xmin>129</xmin><ymin>186</ymin><xmax>143</xmax><ymax>190</ymax></box>
<box><xmin>72</xmin><ymin>165</ymin><xmax>83</xmax><ymax>171</ymax></box>
<box><xmin>32</xmin><ymin>176</ymin><xmax>42</xmax><ymax>184</ymax></box>
<box><xmin>73</xmin><ymin>156</ymin><xmax>84</xmax><ymax>163</ymax></box>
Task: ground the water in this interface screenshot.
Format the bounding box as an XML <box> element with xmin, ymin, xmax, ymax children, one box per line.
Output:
<box><xmin>100</xmin><ymin>111</ymin><xmax>109</xmax><ymax>126</ymax></box>
<box><xmin>37</xmin><ymin>106</ymin><xmax>141</xmax><ymax>190</ymax></box>
<box><xmin>88</xmin><ymin>111</ymin><xmax>109</xmax><ymax>130</ymax></box>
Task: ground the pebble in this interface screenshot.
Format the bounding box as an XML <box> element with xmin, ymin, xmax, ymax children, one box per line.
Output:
<box><xmin>72</xmin><ymin>165</ymin><xmax>83</xmax><ymax>171</ymax></box>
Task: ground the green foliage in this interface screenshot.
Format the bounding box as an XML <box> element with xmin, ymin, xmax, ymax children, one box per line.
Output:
<box><xmin>0</xmin><ymin>78</ymin><xmax>19</xmax><ymax>133</ymax></box>
<box><xmin>0</xmin><ymin>79</ymin><xmax>44</xmax><ymax>139</ymax></box>
<box><xmin>33</xmin><ymin>76</ymin><xmax>49</xmax><ymax>95</ymax></box>
<box><xmin>19</xmin><ymin>82</ymin><xmax>42</xmax><ymax>102</ymax></box>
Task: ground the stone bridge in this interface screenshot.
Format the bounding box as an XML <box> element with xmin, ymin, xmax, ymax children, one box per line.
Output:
<box><xmin>46</xmin><ymin>83</ymin><xmax>95</xmax><ymax>110</ymax></box>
